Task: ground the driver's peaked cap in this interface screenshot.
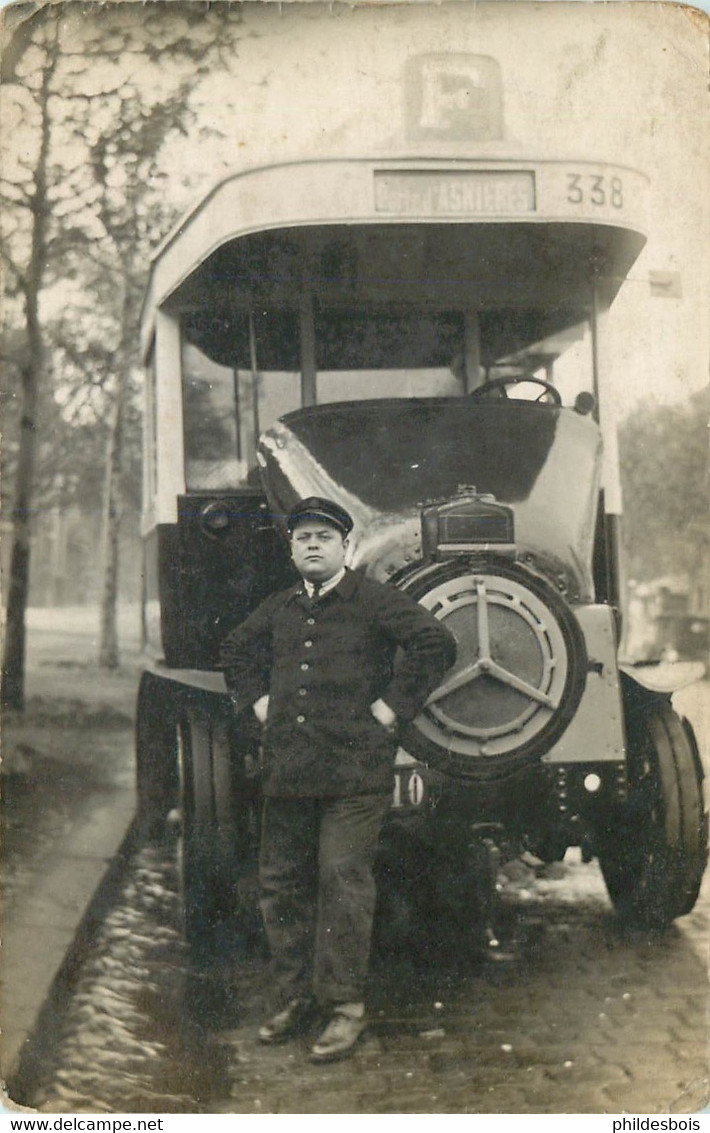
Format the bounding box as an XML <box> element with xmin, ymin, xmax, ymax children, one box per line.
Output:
<box><xmin>286</xmin><ymin>497</ymin><xmax>354</xmax><ymax>537</ymax></box>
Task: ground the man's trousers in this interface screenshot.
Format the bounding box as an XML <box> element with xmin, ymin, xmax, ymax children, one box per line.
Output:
<box><xmin>259</xmin><ymin>793</ymin><xmax>391</xmax><ymax>1008</ymax></box>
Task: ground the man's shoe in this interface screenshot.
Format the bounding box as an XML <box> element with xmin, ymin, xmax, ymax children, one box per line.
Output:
<box><xmin>258</xmin><ymin>997</ymin><xmax>315</xmax><ymax>1045</ymax></box>
<box><xmin>309</xmin><ymin>1003</ymin><xmax>366</xmax><ymax>1063</ymax></box>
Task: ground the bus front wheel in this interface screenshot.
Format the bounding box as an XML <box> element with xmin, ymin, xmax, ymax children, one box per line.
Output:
<box><xmin>597</xmin><ymin>692</ymin><xmax>707</xmax><ymax>929</ymax></box>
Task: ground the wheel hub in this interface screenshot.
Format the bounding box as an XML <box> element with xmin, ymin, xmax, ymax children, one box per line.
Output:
<box><xmin>413</xmin><ymin>570</ymin><xmax>575</xmax><ymax>759</ymax></box>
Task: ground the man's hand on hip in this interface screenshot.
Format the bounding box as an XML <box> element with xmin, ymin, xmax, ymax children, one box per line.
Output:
<box><xmin>253</xmin><ymin>694</ymin><xmax>270</xmax><ymax>724</ymax></box>
<box><xmin>370</xmin><ymin>698</ymin><xmax>397</xmax><ymax>732</ymax></box>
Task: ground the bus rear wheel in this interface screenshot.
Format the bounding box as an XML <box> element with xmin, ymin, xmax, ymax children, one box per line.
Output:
<box><xmin>178</xmin><ymin>697</ymin><xmax>262</xmax><ymax>958</ymax></box>
<box><xmin>597</xmin><ymin>694</ymin><xmax>707</xmax><ymax>929</ymax></box>
<box><xmin>135</xmin><ymin>673</ymin><xmax>179</xmax><ymax>835</ymax></box>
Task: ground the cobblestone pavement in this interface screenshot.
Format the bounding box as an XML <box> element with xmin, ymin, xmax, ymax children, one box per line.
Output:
<box><xmin>22</xmin><ymin>835</ymin><xmax>710</xmax><ymax>1116</ymax></box>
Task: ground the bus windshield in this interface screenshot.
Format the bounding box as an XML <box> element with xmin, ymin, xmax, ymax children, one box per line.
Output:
<box><xmin>182</xmin><ymin>307</ymin><xmax>471</xmax><ymax>490</ymax></box>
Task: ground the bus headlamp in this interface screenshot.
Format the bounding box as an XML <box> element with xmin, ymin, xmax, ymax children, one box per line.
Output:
<box><xmin>199</xmin><ymin>501</ymin><xmax>232</xmax><ymax>536</ymax></box>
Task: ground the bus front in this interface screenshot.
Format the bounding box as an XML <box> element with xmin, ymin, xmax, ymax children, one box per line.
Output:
<box><xmin>136</xmin><ymin>155</ymin><xmax>705</xmax><ymax>945</ymax></box>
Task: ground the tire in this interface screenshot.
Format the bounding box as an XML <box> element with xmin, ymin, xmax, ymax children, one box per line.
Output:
<box><xmin>598</xmin><ymin>688</ymin><xmax>707</xmax><ymax>929</ymax></box>
<box><xmin>178</xmin><ymin>695</ymin><xmax>262</xmax><ymax>957</ymax></box>
<box><xmin>135</xmin><ymin>673</ymin><xmax>179</xmax><ymax>834</ymax></box>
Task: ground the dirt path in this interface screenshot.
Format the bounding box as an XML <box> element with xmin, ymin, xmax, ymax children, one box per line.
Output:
<box><xmin>1</xmin><ymin>607</ymin><xmax>140</xmax><ymax>1087</ymax></box>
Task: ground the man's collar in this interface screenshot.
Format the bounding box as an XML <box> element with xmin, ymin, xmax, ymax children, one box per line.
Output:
<box><xmin>304</xmin><ymin>567</ymin><xmax>346</xmax><ymax>598</ymax></box>
<box><xmin>289</xmin><ymin>567</ymin><xmax>359</xmax><ymax>602</ymax></box>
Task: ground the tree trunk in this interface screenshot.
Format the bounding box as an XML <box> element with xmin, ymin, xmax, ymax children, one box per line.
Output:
<box><xmin>98</xmin><ymin>280</ymin><xmax>137</xmax><ymax>670</ymax></box>
<box><xmin>1</xmin><ymin>24</ymin><xmax>58</xmax><ymax>711</ymax></box>
<box><xmin>98</xmin><ymin>374</ymin><xmax>126</xmax><ymax>669</ymax></box>
<box><xmin>1</xmin><ymin>366</ymin><xmax>39</xmax><ymax>711</ymax></box>
<box><xmin>1</xmin><ymin>288</ymin><xmax>46</xmax><ymax>710</ymax></box>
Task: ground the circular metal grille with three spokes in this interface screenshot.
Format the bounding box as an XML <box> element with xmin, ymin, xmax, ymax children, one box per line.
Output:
<box><xmin>401</xmin><ymin>560</ymin><xmax>587</xmax><ymax>775</ymax></box>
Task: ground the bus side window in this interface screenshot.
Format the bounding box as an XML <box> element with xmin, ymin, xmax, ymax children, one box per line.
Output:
<box><xmin>180</xmin><ymin>319</ymin><xmax>301</xmax><ymax>490</ymax></box>
<box><xmin>182</xmin><ymin>340</ymin><xmax>246</xmax><ymax>490</ymax></box>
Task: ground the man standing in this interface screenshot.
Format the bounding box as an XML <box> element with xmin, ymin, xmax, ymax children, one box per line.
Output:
<box><xmin>220</xmin><ymin>496</ymin><xmax>456</xmax><ymax>1062</ymax></box>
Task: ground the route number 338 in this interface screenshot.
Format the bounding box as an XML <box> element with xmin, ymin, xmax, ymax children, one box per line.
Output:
<box><xmin>567</xmin><ymin>172</ymin><xmax>624</xmax><ymax>208</ymax></box>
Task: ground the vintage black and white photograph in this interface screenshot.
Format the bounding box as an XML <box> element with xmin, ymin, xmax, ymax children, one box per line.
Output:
<box><xmin>1</xmin><ymin>0</ymin><xmax>708</xmax><ymax>1116</ymax></box>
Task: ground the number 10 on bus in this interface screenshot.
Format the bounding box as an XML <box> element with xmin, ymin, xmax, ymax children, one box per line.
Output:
<box><xmin>393</xmin><ymin>768</ymin><xmax>427</xmax><ymax>809</ymax></box>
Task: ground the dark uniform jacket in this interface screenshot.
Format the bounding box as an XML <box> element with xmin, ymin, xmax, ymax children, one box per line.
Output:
<box><xmin>220</xmin><ymin>569</ymin><xmax>457</xmax><ymax>798</ymax></box>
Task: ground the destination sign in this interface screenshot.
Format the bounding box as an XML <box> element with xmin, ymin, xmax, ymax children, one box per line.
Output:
<box><xmin>374</xmin><ymin>171</ymin><xmax>535</xmax><ymax>216</ymax></box>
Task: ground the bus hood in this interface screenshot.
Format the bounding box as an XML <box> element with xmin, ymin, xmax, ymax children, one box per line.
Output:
<box><xmin>258</xmin><ymin>398</ymin><xmax>602</xmax><ymax>601</ymax></box>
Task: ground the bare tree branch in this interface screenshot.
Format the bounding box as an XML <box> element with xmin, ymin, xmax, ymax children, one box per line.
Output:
<box><xmin>0</xmin><ymin>243</ymin><xmax>29</xmax><ymax>295</ymax></box>
<box><xmin>0</xmin><ymin>178</ymin><xmax>34</xmax><ymax>205</ymax></box>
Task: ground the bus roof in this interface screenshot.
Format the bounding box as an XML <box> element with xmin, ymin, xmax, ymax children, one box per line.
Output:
<box><xmin>141</xmin><ymin>155</ymin><xmax>648</xmax><ymax>363</ymax></box>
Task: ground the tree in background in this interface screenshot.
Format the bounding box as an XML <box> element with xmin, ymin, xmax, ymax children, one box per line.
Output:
<box><xmin>0</xmin><ymin>310</ymin><xmax>121</xmax><ymax>565</ymax></box>
<box><xmin>82</xmin><ymin>79</ymin><xmax>206</xmax><ymax>668</ymax></box>
<box><xmin>619</xmin><ymin>386</ymin><xmax>709</xmax><ymax>588</ymax></box>
<box><xmin>1</xmin><ymin>3</ymin><xmax>243</xmax><ymax>703</ymax></box>
<box><xmin>1</xmin><ymin>15</ymin><xmax>61</xmax><ymax>709</ymax></box>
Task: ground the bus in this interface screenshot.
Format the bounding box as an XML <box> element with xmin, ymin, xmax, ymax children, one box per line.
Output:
<box><xmin>135</xmin><ymin>16</ymin><xmax>707</xmax><ymax>953</ymax></box>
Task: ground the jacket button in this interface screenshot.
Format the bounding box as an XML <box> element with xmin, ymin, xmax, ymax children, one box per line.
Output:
<box><xmin>298</xmin><ymin>688</ymin><xmax>307</xmax><ymax>696</ymax></box>
<box><xmin>300</xmin><ymin>663</ymin><xmax>309</xmax><ymax>671</ymax></box>
<box><xmin>296</xmin><ymin>715</ymin><xmax>306</xmax><ymax>724</ymax></box>
<box><xmin>304</xmin><ymin>640</ymin><xmax>313</xmax><ymax>648</ymax></box>
<box><xmin>306</xmin><ymin>617</ymin><xmax>315</xmax><ymax>625</ymax></box>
